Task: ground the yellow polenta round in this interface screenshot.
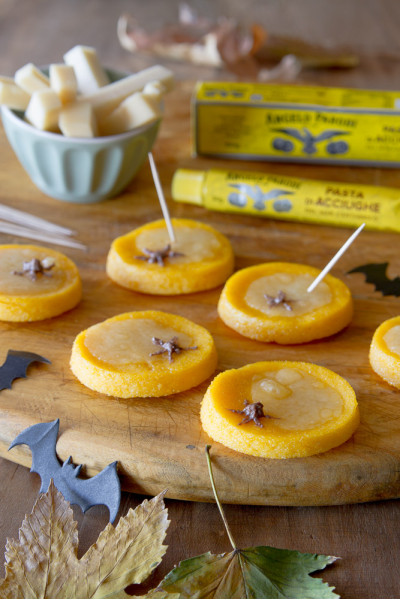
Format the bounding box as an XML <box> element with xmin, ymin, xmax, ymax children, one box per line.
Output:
<box><xmin>106</xmin><ymin>218</ymin><xmax>234</xmax><ymax>295</ymax></box>
<box><xmin>70</xmin><ymin>310</ymin><xmax>218</xmax><ymax>398</ymax></box>
<box><xmin>0</xmin><ymin>244</ymin><xmax>81</xmax><ymax>321</ymax></box>
<box><xmin>370</xmin><ymin>316</ymin><xmax>400</xmax><ymax>388</ymax></box>
<box><xmin>218</xmin><ymin>262</ymin><xmax>353</xmax><ymax>344</ymax></box>
<box><xmin>200</xmin><ymin>361</ymin><xmax>359</xmax><ymax>459</ymax></box>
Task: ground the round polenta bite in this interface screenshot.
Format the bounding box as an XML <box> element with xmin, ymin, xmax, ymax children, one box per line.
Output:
<box><xmin>370</xmin><ymin>316</ymin><xmax>400</xmax><ymax>388</ymax></box>
<box><xmin>218</xmin><ymin>262</ymin><xmax>353</xmax><ymax>344</ymax></box>
<box><xmin>106</xmin><ymin>218</ymin><xmax>234</xmax><ymax>295</ymax></box>
<box><xmin>70</xmin><ymin>310</ymin><xmax>218</xmax><ymax>398</ymax></box>
<box><xmin>0</xmin><ymin>244</ymin><xmax>81</xmax><ymax>321</ymax></box>
<box><xmin>200</xmin><ymin>361</ymin><xmax>359</xmax><ymax>459</ymax></box>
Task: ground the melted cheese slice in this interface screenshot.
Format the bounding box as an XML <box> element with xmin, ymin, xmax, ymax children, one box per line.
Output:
<box><xmin>0</xmin><ymin>248</ymin><xmax>68</xmax><ymax>295</ymax></box>
<box><xmin>135</xmin><ymin>225</ymin><xmax>222</xmax><ymax>263</ymax></box>
<box><xmin>106</xmin><ymin>218</ymin><xmax>234</xmax><ymax>295</ymax></box>
<box><xmin>84</xmin><ymin>317</ymin><xmax>193</xmax><ymax>367</ymax></box>
<box><xmin>200</xmin><ymin>360</ymin><xmax>359</xmax><ymax>458</ymax></box>
<box><xmin>251</xmin><ymin>368</ymin><xmax>342</xmax><ymax>430</ymax></box>
<box><xmin>218</xmin><ymin>262</ymin><xmax>353</xmax><ymax>344</ymax></box>
<box><xmin>70</xmin><ymin>310</ymin><xmax>218</xmax><ymax>398</ymax></box>
<box><xmin>0</xmin><ymin>244</ymin><xmax>81</xmax><ymax>322</ymax></box>
<box><xmin>370</xmin><ymin>316</ymin><xmax>400</xmax><ymax>388</ymax></box>
<box><xmin>245</xmin><ymin>273</ymin><xmax>332</xmax><ymax>317</ymax></box>
<box><xmin>383</xmin><ymin>325</ymin><xmax>400</xmax><ymax>357</ymax></box>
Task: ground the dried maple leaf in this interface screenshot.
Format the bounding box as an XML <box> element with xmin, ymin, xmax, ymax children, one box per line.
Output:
<box><xmin>0</xmin><ymin>480</ymin><xmax>169</xmax><ymax>599</ymax></box>
<box><xmin>156</xmin><ymin>446</ymin><xmax>339</xmax><ymax>599</ymax></box>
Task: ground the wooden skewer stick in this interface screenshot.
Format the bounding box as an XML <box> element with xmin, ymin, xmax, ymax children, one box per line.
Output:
<box><xmin>307</xmin><ymin>223</ymin><xmax>365</xmax><ymax>293</ymax></box>
<box><xmin>148</xmin><ymin>151</ymin><xmax>176</xmax><ymax>244</ymax></box>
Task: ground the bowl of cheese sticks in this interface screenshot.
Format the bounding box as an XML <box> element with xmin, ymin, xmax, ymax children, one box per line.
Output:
<box><xmin>1</xmin><ymin>45</ymin><xmax>174</xmax><ymax>203</ymax></box>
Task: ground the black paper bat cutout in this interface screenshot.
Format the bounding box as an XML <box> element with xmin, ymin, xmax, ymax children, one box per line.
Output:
<box><xmin>0</xmin><ymin>350</ymin><xmax>51</xmax><ymax>391</ymax></box>
<box><xmin>9</xmin><ymin>419</ymin><xmax>121</xmax><ymax>523</ymax></box>
<box><xmin>348</xmin><ymin>262</ymin><xmax>400</xmax><ymax>296</ymax></box>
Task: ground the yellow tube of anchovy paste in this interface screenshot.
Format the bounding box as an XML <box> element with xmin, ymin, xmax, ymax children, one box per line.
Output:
<box><xmin>171</xmin><ymin>168</ymin><xmax>400</xmax><ymax>232</ymax></box>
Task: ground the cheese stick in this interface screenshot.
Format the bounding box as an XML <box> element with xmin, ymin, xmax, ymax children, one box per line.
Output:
<box><xmin>99</xmin><ymin>91</ymin><xmax>161</xmax><ymax>136</ymax></box>
<box><xmin>78</xmin><ymin>64</ymin><xmax>174</xmax><ymax>121</ymax></box>
<box><xmin>25</xmin><ymin>89</ymin><xmax>62</xmax><ymax>131</ymax></box>
<box><xmin>63</xmin><ymin>45</ymin><xmax>109</xmax><ymax>94</ymax></box>
<box><xmin>59</xmin><ymin>101</ymin><xmax>98</xmax><ymax>137</ymax></box>
<box><xmin>15</xmin><ymin>63</ymin><xmax>50</xmax><ymax>94</ymax></box>
<box><xmin>50</xmin><ymin>64</ymin><xmax>77</xmax><ymax>104</ymax></box>
<box><xmin>0</xmin><ymin>76</ymin><xmax>30</xmax><ymax>110</ymax></box>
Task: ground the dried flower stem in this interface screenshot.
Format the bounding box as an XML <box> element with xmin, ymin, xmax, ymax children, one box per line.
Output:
<box><xmin>205</xmin><ymin>444</ymin><xmax>237</xmax><ymax>551</ymax></box>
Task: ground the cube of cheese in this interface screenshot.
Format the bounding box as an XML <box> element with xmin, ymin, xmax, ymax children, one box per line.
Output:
<box><xmin>59</xmin><ymin>101</ymin><xmax>98</xmax><ymax>138</ymax></box>
<box><xmin>142</xmin><ymin>80</ymin><xmax>166</xmax><ymax>101</ymax></box>
<box><xmin>78</xmin><ymin>64</ymin><xmax>173</xmax><ymax>122</ymax></box>
<box><xmin>99</xmin><ymin>91</ymin><xmax>161</xmax><ymax>136</ymax></box>
<box><xmin>25</xmin><ymin>89</ymin><xmax>62</xmax><ymax>131</ymax></box>
<box><xmin>0</xmin><ymin>76</ymin><xmax>30</xmax><ymax>110</ymax></box>
<box><xmin>49</xmin><ymin>64</ymin><xmax>77</xmax><ymax>104</ymax></box>
<box><xmin>15</xmin><ymin>63</ymin><xmax>50</xmax><ymax>94</ymax></box>
<box><xmin>0</xmin><ymin>75</ymin><xmax>14</xmax><ymax>84</ymax></box>
<box><xmin>63</xmin><ymin>45</ymin><xmax>109</xmax><ymax>95</ymax></box>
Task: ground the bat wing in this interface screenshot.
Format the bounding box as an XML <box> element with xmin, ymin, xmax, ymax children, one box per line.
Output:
<box><xmin>348</xmin><ymin>262</ymin><xmax>400</xmax><ymax>296</ymax></box>
<box><xmin>59</xmin><ymin>460</ymin><xmax>121</xmax><ymax>523</ymax></box>
<box><xmin>9</xmin><ymin>419</ymin><xmax>121</xmax><ymax>523</ymax></box>
<box><xmin>271</xmin><ymin>128</ymin><xmax>305</xmax><ymax>141</ymax></box>
<box><xmin>0</xmin><ymin>350</ymin><xmax>51</xmax><ymax>391</ymax></box>
<box><xmin>9</xmin><ymin>420</ymin><xmax>61</xmax><ymax>490</ymax></box>
<box><xmin>313</xmin><ymin>130</ymin><xmax>350</xmax><ymax>142</ymax></box>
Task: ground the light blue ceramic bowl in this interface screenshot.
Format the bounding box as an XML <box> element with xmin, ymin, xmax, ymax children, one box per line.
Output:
<box><xmin>1</xmin><ymin>69</ymin><xmax>161</xmax><ymax>204</ymax></box>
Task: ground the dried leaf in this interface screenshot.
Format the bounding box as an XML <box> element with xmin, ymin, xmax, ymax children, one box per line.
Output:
<box><xmin>134</xmin><ymin>589</ymin><xmax>180</xmax><ymax>599</ymax></box>
<box><xmin>0</xmin><ymin>481</ymin><xmax>169</xmax><ymax>599</ymax></box>
<box><xmin>80</xmin><ymin>493</ymin><xmax>169</xmax><ymax>599</ymax></box>
<box><xmin>159</xmin><ymin>547</ymin><xmax>339</xmax><ymax>599</ymax></box>
<box><xmin>155</xmin><ymin>446</ymin><xmax>339</xmax><ymax>599</ymax></box>
<box><xmin>0</xmin><ymin>480</ymin><xmax>79</xmax><ymax>599</ymax></box>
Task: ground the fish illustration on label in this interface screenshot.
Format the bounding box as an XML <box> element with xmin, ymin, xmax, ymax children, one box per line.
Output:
<box><xmin>271</xmin><ymin>127</ymin><xmax>350</xmax><ymax>155</ymax></box>
<box><xmin>228</xmin><ymin>183</ymin><xmax>295</xmax><ymax>212</ymax></box>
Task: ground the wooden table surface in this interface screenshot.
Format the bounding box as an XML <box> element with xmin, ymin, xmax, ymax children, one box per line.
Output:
<box><xmin>1</xmin><ymin>1</ymin><xmax>400</xmax><ymax>598</ymax></box>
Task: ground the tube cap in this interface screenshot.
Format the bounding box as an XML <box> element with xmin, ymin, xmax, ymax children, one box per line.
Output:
<box><xmin>171</xmin><ymin>169</ymin><xmax>205</xmax><ymax>205</ymax></box>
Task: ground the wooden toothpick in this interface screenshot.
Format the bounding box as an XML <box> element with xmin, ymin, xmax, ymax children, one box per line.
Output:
<box><xmin>307</xmin><ymin>223</ymin><xmax>365</xmax><ymax>293</ymax></box>
<box><xmin>0</xmin><ymin>220</ymin><xmax>86</xmax><ymax>250</ymax></box>
<box><xmin>148</xmin><ymin>152</ymin><xmax>176</xmax><ymax>244</ymax></box>
<box><xmin>0</xmin><ymin>203</ymin><xmax>75</xmax><ymax>237</ymax></box>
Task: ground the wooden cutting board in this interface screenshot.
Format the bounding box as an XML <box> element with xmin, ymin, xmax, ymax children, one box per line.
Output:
<box><xmin>1</xmin><ymin>81</ymin><xmax>400</xmax><ymax>507</ymax></box>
